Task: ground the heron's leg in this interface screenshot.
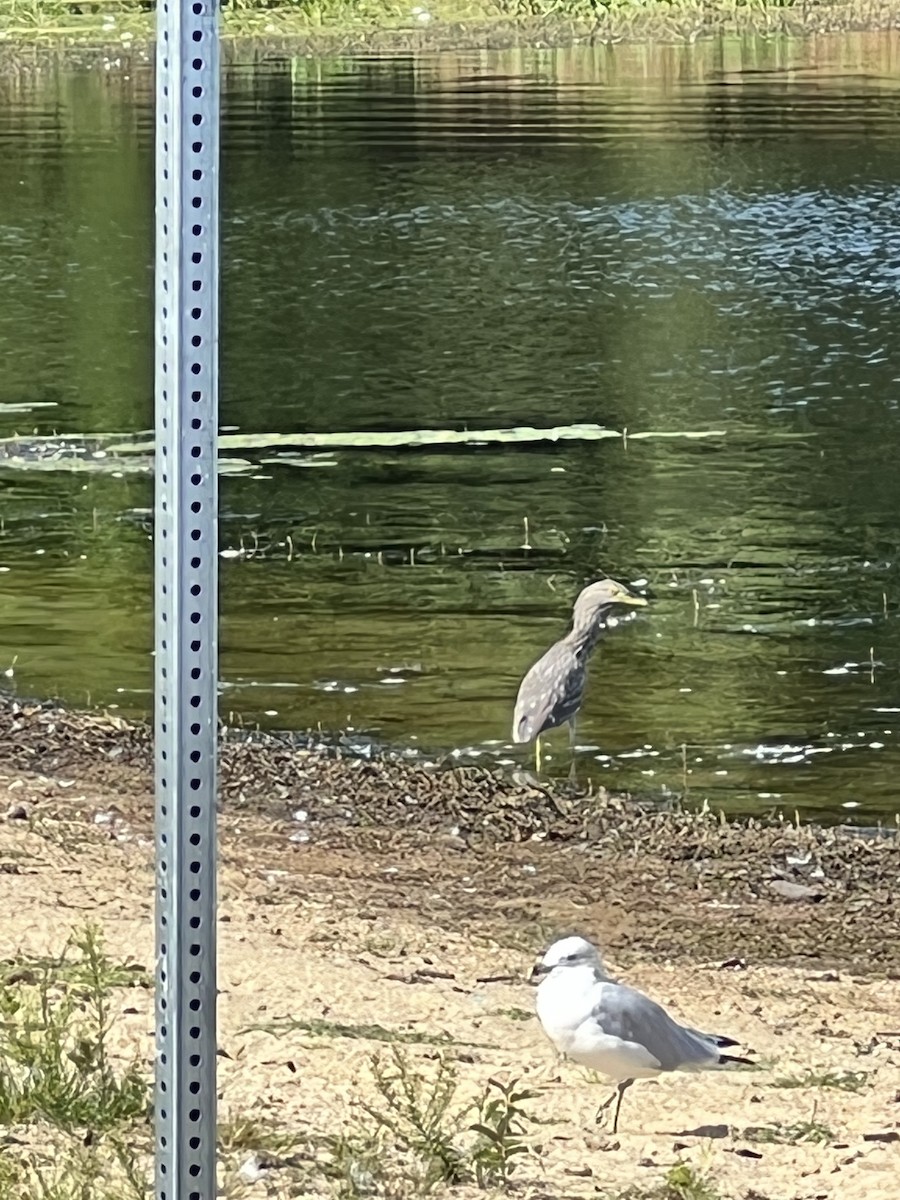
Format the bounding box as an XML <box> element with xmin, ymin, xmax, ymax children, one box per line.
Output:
<box><xmin>535</xmin><ymin>735</ymin><xmax>543</xmax><ymax>773</ymax></box>
<box><xmin>567</xmin><ymin>718</ymin><xmax>578</xmax><ymax>780</ymax></box>
<box><xmin>611</xmin><ymin>1079</ymin><xmax>634</xmax><ymax>1135</ymax></box>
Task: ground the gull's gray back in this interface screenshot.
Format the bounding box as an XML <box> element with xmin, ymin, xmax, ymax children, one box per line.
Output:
<box><xmin>591</xmin><ymin>983</ymin><xmax>721</xmax><ymax>1072</ymax></box>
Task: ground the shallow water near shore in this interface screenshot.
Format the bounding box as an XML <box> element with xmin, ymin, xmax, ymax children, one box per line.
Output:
<box><xmin>1</xmin><ymin>32</ymin><xmax>900</xmax><ymax>820</ymax></box>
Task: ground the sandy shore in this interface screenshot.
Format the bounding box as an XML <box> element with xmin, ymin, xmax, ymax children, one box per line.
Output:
<box><xmin>1</xmin><ymin>695</ymin><xmax>898</xmax><ymax>1196</ymax></box>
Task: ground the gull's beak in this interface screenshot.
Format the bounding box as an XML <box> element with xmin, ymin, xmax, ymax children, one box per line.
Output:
<box><xmin>528</xmin><ymin>961</ymin><xmax>550</xmax><ymax>984</ymax></box>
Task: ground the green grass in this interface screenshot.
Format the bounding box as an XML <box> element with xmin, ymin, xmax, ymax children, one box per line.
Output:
<box><xmin>0</xmin><ymin>1139</ymin><xmax>151</xmax><ymax>1200</ymax></box>
<box><xmin>218</xmin><ymin>1113</ymin><xmax>310</xmax><ymax>1157</ymax></box>
<box><xmin>662</xmin><ymin>1163</ymin><xmax>722</xmax><ymax>1200</ymax></box>
<box><xmin>743</xmin><ymin>1118</ymin><xmax>835</xmax><ymax>1145</ymax></box>
<box><xmin>469</xmin><ymin>1075</ymin><xmax>543</xmax><ymax>1189</ymax></box>
<box><xmin>0</xmin><ymin>925</ymin><xmax>152</xmax><ymax>1200</ymax></box>
<box><xmin>771</xmin><ymin>1068</ymin><xmax>869</xmax><ymax>1093</ymax></box>
<box><xmin>324</xmin><ymin>1046</ymin><xmax>545</xmax><ymax>1196</ymax></box>
<box><xmin>239</xmin><ymin>1013</ymin><xmax>501</xmax><ymax>1049</ymax></box>
<box><xmin>0</xmin><ymin>926</ymin><xmax>151</xmax><ymax>992</ymax></box>
<box><xmin>619</xmin><ymin>1162</ymin><xmax>723</xmax><ymax>1200</ymax></box>
<box><xmin>0</xmin><ymin>925</ymin><xmax>149</xmax><ymax>1130</ymax></box>
<box><xmin>0</xmin><ymin>0</ymin><xmax>840</xmax><ymax>47</ymax></box>
<box><xmin>492</xmin><ymin>1006</ymin><xmax>535</xmax><ymax>1022</ymax></box>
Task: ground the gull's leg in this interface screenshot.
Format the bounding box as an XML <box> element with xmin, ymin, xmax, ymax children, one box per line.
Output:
<box><xmin>594</xmin><ymin>1088</ymin><xmax>619</xmax><ymax>1125</ymax></box>
<box><xmin>611</xmin><ymin>1079</ymin><xmax>634</xmax><ymax>1135</ymax></box>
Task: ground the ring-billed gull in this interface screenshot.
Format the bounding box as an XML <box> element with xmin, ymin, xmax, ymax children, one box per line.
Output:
<box><xmin>530</xmin><ymin>935</ymin><xmax>754</xmax><ymax>1133</ymax></box>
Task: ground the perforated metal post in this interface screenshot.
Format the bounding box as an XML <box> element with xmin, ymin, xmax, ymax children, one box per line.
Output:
<box><xmin>154</xmin><ymin>1</ymin><xmax>220</xmax><ymax>1197</ymax></box>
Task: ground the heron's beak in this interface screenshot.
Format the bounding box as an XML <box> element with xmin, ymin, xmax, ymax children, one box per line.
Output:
<box><xmin>528</xmin><ymin>962</ymin><xmax>550</xmax><ymax>984</ymax></box>
<box><xmin>617</xmin><ymin>591</ymin><xmax>648</xmax><ymax>607</ymax></box>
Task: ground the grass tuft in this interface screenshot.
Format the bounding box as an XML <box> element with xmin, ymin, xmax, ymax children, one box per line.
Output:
<box><xmin>362</xmin><ymin>1046</ymin><xmax>467</xmax><ymax>1190</ymax></box>
<box><xmin>660</xmin><ymin>1162</ymin><xmax>722</xmax><ymax>1200</ymax></box>
<box><xmin>743</xmin><ymin>1118</ymin><xmax>835</xmax><ymax>1144</ymax></box>
<box><xmin>0</xmin><ymin>924</ymin><xmax>151</xmax><ymax>992</ymax></box>
<box><xmin>0</xmin><ymin>925</ymin><xmax>152</xmax><ymax>1200</ymax></box>
<box><xmin>492</xmin><ymin>1006</ymin><xmax>534</xmax><ymax>1022</ymax></box>
<box><xmin>0</xmin><ymin>924</ymin><xmax>149</xmax><ymax>1131</ymax></box>
<box><xmin>469</xmin><ymin>1075</ymin><xmax>543</xmax><ymax>1187</ymax></box>
<box><xmin>324</xmin><ymin>1046</ymin><xmax>544</xmax><ymax>1195</ymax></box>
<box><xmin>771</xmin><ymin>1067</ymin><xmax>869</xmax><ymax>1092</ymax></box>
<box><xmin>240</xmin><ymin>1013</ymin><xmax>500</xmax><ymax>1049</ymax></box>
<box><xmin>0</xmin><ymin>1139</ymin><xmax>151</xmax><ymax>1200</ymax></box>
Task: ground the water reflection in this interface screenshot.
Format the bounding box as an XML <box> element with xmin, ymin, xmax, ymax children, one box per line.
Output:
<box><xmin>1</xmin><ymin>34</ymin><xmax>900</xmax><ymax>819</ymax></box>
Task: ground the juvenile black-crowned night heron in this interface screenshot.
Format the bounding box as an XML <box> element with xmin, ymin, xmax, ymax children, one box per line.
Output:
<box><xmin>512</xmin><ymin>578</ymin><xmax>648</xmax><ymax>771</ymax></box>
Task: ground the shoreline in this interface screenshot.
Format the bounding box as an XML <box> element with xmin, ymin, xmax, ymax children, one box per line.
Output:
<box><xmin>2</xmin><ymin>692</ymin><xmax>898</xmax><ymax>972</ymax></box>
<box><xmin>1</xmin><ymin>1</ymin><xmax>900</xmax><ymax>71</ymax></box>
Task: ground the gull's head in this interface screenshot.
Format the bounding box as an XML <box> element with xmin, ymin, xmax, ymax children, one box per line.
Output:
<box><xmin>529</xmin><ymin>935</ymin><xmax>602</xmax><ymax>983</ymax></box>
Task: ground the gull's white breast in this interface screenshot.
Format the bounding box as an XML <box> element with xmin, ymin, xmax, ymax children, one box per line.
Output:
<box><xmin>536</xmin><ymin>970</ymin><xmax>662</xmax><ymax>1083</ymax></box>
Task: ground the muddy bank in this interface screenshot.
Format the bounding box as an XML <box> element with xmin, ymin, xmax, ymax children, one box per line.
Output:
<box><xmin>1</xmin><ymin>1</ymin><xmax>900</xmax><ymax>74</ymax></box>
<box><xmin>2</xmin><ymin>694</ymin><xmax>898</xmax><ymax>973</ymax></box>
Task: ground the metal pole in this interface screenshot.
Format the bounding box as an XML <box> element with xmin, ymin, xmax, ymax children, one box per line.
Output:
<box><xmin>154</xmin><ymin>0</ymin><xmax>220</xmax><ymax>1196</ymax></box>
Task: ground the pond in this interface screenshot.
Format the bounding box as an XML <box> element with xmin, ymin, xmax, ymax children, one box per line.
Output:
<box><xmin>1</xmin><ymin>32</ymin><xmax>900</xmax><ymax>820</ymax></box>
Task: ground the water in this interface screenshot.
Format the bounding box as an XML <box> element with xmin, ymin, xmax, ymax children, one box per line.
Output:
<box><xmin>2</xmin><ymin>34</ymin><xmax>900</xmax><ymax>820</ymax></box>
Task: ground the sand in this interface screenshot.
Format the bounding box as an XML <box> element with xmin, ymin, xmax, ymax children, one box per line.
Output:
<box><xmin>0</xmin><ymin>700</ymin><xmax>898</xmax><ymax>1198</ymax></box>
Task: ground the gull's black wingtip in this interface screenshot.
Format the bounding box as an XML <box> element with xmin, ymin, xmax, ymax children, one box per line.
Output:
<box><xmin>708</xmin><ymin>1033</ymin><xmax>742</xmax><ymax>1049</ymax></box>
<box><xmin>719</xmin><ymin>1053</ymin><xmax>755</xmax><ymax>1068</ymax></box>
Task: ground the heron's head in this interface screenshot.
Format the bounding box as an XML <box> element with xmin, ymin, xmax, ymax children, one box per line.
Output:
<box><xmin>572</xmin><ymin>578</ymin><xmax>648</xmax><ymax>629</ymax></box>
<box><xmin>529</xmin><ymin>935</ymin><xmax>603</xmax><ymax>983</ymax></box>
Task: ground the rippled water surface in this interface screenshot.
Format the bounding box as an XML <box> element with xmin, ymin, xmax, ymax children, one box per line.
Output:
<box><xmin>2</xmin><ymin>34</ymin><xmax>900</xmax><ymax>818</ymax></box>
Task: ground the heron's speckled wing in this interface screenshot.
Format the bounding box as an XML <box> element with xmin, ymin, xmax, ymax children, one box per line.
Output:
<box><xmin>512</xmin><ymin>638</ymin><xmax>589</xmax><ymax>743</ymax></box>
<box><xmin>590</xmin><ymin>984</ymin><xmax>722</xmax><ymax>1072</ymax></box>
